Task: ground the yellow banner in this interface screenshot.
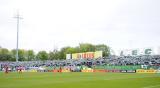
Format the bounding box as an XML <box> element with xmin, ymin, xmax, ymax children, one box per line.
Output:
<box><xmin>69</xmin><ymin>51</ymin><xmax>102</xmax><ymax>59</ymax></box>
<box><xmin>81</xmin><ymin>69</ymin><xmax>93</xmax><ymax>72</ymax></box>
<box><xmin>136</xmin><ymin>69</ymin><xmax>157</xmax><ymax>73</ymax></box>
<box><xmin>62</xmin><ymin>70</ymin><xmax>70</xmax><ymax>72</ymax></box>
<box><xmin>72</xmin><ymin>53</ymin><xmax>78</xmax><ymax>59</ymax></box>
<box><xmin>94</xmin><ymin>51</ymin><xmax>103</xmax><ymax>58</ymax></box>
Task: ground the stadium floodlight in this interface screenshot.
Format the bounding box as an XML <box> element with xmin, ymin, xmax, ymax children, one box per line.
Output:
<box><xmin>14</xmin><ymin>10</ymin><xmax>23</xmax><ymax>62</ymax></box>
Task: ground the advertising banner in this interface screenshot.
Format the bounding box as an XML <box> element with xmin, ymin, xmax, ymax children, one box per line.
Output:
<box><xmin>62</xmin><ymin>69</ymin><xmax>70</xmax><ymax>72</ymax></box>
<box><xmin>53</xmin><ymin>70</ymin><xmax>59</xmax><ymax>72</ymax></box>
<box><xmin>106</xmin><ymin>70</ymin><xmax>120</xmax><ymax>73</ymax></box>
<box><xmin>136</xmin><ymin>69</ymin><xmax>157</xmax><ymax>73</ymax></box>
<box><xmin>120</xmin><ymin>70</ymin><xmax>136</xmax><ymax>73</ymax></box>
<box><xmin>68</xmin><ymin>51</ymin><xmax>102</xmax><ymax>59</ymax></box>
<box><xmin>93</xmin><ymin>69</ymin><xmax>107</xmax><ymax>72</ymax></box>
<box><xmin>25</xmin><ymin>69</ymin><xmax>37</xmax><ymax>72</ymax></box>
<box><xmin>72</xmin><ymin>53</ymin><xmax>78</xmax><ymax>59</ymax></box>
<box><xmin>81</xmin><ymin>69</ymin><xmax>93</xmax><ymax>72</ymax></box>
<box><xmin>157</xmin><ymin>70</ymin><xmax>160</xmax><ymax>73</ymax></box>
<box><xmin>126</xmin><ymin>70</ymin><xmax>136</xmax><ymax>73</ymax></box>
<box><xmin>94</xmin><ymin>51</ymin><xmax>103</xmax><ymax>58</ymax></box>
<box><xmin>120</xmin><ymin>70</ymin><xmax>127</xmax><ymax>73</ymax></box>
<box><xmin>66</xmin><ymin>54</ymin><xmax>71</xmax><ymax>59</ymax></box>
<box><xmin>118</xmin><ymin>47</ymin><xmax>160</xmax><ymax>56</ymax></box>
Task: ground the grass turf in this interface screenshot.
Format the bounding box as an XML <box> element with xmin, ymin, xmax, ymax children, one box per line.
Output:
<box><xmin>0</xmin><ymin>72</ymin><xmax>160</xmax><ymax>88</ymax></box>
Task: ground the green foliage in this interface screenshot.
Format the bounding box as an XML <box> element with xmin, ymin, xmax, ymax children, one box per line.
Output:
<box><xmin>27</xmin><ymin>50</ymin><xmax>35</xmax><ymax>61</ymax></box>
<box><xmin>95</xmin><ymin>44</ymin><xmax>110</xmax><ymax>57</ymax></box>
<box><xmin>56</xmin><ymin>43</ymin><xmax>110</xmax><ymax>59</ymax></box>
<box><xmin>58</xmin><ymin>47</ymin><xmax>70</xmax><ymax>59</ymax></box>
<box><xmin>48</xmin><ymin>51</ymin><xmax>59</xmax><ymax>60</ymax></box>
<box><xmin>0</xmin><ymin>49</ymin><xmax>35</xmax><ymax>61</ymax></box>
<box><xmin>18</xmin><ymin>49</ymin><xmax>26</xmax><ymax>61</ymax></box>
<box><xmin>0</xmin><ymin>48</ymin><xmax>9</xmax><ymax>54</ymax></box>
<box><xmin>36</xmin><ymin>51</ymin><xmax>48</xmax><ymax>60</ymax></box>
<box><xmin>0</xmin><ymin>43</ymin><xmax>110</xmax><ymax>61</ymax></box>
<box><xmin>10</xmin><ymin>49</ymin><xmax>27</xmax><ymax>61</ymax></box>
<box><xmin>0</xmin><ymin>48</ymin><xmax>12</xmax><ymax>61</ymax></box>
<box><xmin>79</xmin><ymin>43</ymin><xmax>95</xmax><ymax>52</ymax></box>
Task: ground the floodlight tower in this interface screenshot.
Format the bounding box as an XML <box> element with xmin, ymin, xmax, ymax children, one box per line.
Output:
<box><xmin>14</xmin><ymin>11</ymin><xmax>23</xmax><ymax>62</ymax></box>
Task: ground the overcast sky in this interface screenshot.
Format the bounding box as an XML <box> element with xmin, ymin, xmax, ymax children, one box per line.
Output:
<box><xmin>0</xmin><ymin>0</ymin><xmax>160</xmax><ymax>53</ymax></box>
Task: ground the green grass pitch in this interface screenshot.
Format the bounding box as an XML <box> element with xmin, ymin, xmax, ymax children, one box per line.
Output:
<box><xmin>0</xmin><ymin>72</ymin><xmax>160</xmax><ymax>88</ymax></box>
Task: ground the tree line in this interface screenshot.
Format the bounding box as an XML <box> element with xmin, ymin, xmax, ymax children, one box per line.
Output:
<box><xmin>0</xmin><ymin>43</ymin><xmax>110</xmax><ymax>61</ymax></box>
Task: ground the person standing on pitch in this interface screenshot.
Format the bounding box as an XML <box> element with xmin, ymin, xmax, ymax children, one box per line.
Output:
<box><xmin>4</xmin><ymin>65</ymin><xmax>9</xmax><ymax>74</ymax></box>
<box><xmin>18</xmin><ymin>66</ymin><xmax>23</xmax><ymax>74</ymax></box>
<box><xmin>59</xmin><ymin>66</ymin><xmax>62</xmax><ymax>73</ymax></box>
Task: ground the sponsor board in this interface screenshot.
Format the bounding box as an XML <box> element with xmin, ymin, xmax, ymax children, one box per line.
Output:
<box><xmin>66</xmin><ymin>54</ymin><xmax>72</xmax><ymax>59</ymax></box>
<box><xmin>136</xmin><ymin>69</ymin><xmax>157</xmax><ymax>73</ymax></box>
<box><xmin>93</xmin><ymin>69</ymin><xmax>107</xmax><ymax>72</ymax></box>
<box><xmin>120</xmin><ymin>70</ymin><xmax>136</xmax><ymax>73</ymax></box>
<box><xmin>67</xmin><ymin>51</ymin><xmax>102</xmax><ymax>59</ymax></box>
<box><xmin>53</xmin><ymin>70</ymin><xmax>59</xmax><ymax>72</ymax></box>
<box><xmin>120</xmin><ymin>70</ymin><xmax>127</xmax><ymax>73</ymax></box>
<box><xmin>106</xmin><ymin>70</ymin><xmax>120</xmax><ymax>73</ymax></box>
<box><xmin>62</xmin><ymin>69</ymin><xmax>70</xmax><ymax>72</ymax></box>
<box><xmin>81</xmin><ymin>70</ymin><xmax>93</xmax><ymax>72</ymax></box>
<box><xmin>117</xmin><ymin>47</ymin><xmax>160</xmax><ymax>56</ymax></box>
<box><xmin>157</xmin><ymin>70</ymin><xmax>160</xmax><ymax>73</ymax></box>
<box><xmin>24</xmin><ymin>69</ymin><xmax>37</xmax><ymax>72</ymax></box>
<box><xmin>94</xmin><ymin>51</ymin><xmax>103</xmax><ymax>58</ymax></box>
<box><xmin>127</xmin><ymin>70</ymin><xmax>136</xmax><ymax>73</ymax></box>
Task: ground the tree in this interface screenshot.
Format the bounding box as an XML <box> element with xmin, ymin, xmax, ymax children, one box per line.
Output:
<box><xmin>65</xmin><ymin>47</ymin><xmax>77</xmax><ymax>54</ymax></box>
<box><xmin>57</xmin><ymin>43</ymin><xmax>110</xmax><ymax>59</ymax></box>
<box><xmin>48</xmin><ymin>51</ymin><xmax>59</xmax><ymax>60</ymax></box>
<box><xmin>0</xmin><ymin>48</ymin><xmax>9</xmax><ymax>54</ymax></box>
<box><xmin>59</xmin><ymin>46</ymin><xmax>79</xmax><ymax>59</ymax></box>
<box><xmin>36</xmin><ymin>51</ymin><xmax>48</xmax><ymax>60</ymax></box>
<box><xmin>95</xmin><ymin>44</ymin><xmax>110</xmax><ymax>57</ymax></box>
<box><xmin>79</xmin><ymin>43</ymin><xmax>95</xmax><ymax>52</ymax></box>
<box><xmin>0</xmin><ymin>48</ymin><xmax>12</xmax><ymax>61</ymax></box>
<box><xmin>27</xmin><ymin>50</ymin><xmax>35</xmax><ymax>61</ymax></box>
<box><xmin>18</xmin><ymin>49</ymin><xmax>27</xmax><ymax>61</ymax></box>
<box><xmin>58</xmin><ymin>47</ymin><xmax>70</xmax><ymax>59</ymax></box>
<box><xmin>10</xmin><ymin>49</ymin><xmax>27</xmax><ymax>61</ymax></box>
<box><xmin>11</xmin><ymin>49</ymin><xmax>16</xmax><ymax>61</ymax></box>
<box><xmin>0</xmin><ymin>43</ymin><xmax>111</xmax><ymax>61</ymax></box>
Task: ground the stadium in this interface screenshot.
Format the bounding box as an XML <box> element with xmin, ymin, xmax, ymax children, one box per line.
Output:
<box><xmin>1</xmin><ymin>0</ymin><xmax>160</xmax><ymax>88</ymax></box>
<box><xmin>0</xmin><ymin>47</ymin><xmax>160</xmax><ymax>88</ymax></box>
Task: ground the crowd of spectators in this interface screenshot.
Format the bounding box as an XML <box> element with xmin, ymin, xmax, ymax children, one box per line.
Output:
<box><xmin>0</xmin><ymin>55</ymin><xmax>160</xmax><ymax>71</ymax></box>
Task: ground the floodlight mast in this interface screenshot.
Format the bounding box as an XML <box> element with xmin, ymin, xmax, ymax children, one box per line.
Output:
<box><xmin>14</xmin><ymin>11</ymin><xmax>23</xmax><ymax>62</ymax></box>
